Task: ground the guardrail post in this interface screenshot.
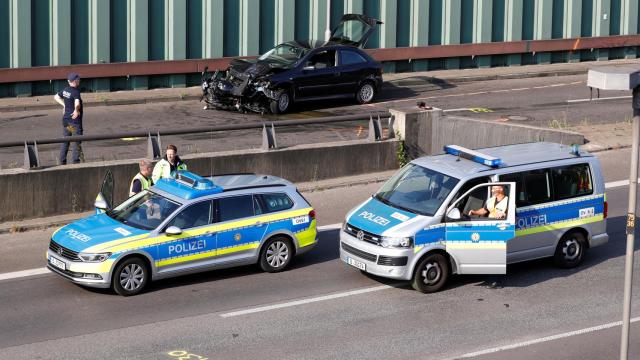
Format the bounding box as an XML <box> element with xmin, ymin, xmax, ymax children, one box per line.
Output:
<box><xmin>262</xmin><ymin>123</ymin><xmax>278</xmax><ymax>150</ymax></box>
<box><xmin>147</xmin><ymin>132</ymin><xmax>162</xmax><ymax>159</ymax></box>
<box><xmin>23</xmin><ymin>141</ymin><xmax>40</xmax><ymax>169</ymax></box>
<box><xmin>386</xmin><ymin>115</ymin><xmax>395</xmax><ymax>139</ymax></box>
<box><xmin>368</xmin><ymin>115</ymin><xmax>382</xmax><ymax>141</ymax></box>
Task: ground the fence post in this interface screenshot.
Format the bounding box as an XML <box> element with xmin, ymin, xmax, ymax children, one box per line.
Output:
<box><xmin>23</xmin><ymin>141</ymin><xmax>40</xmax><ymax>169</ymax></box>
<box><xmin>147</xmin><ymin>132</ymin><xmax>162</xmax><ymax>159</ymax></box>
<box><xmin>262</xmin><ymin>123</ymin><xmax>278</xmax><ymax>150</ymax></box>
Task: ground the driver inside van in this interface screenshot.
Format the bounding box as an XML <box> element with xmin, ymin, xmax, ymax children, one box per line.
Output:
<box><xmin>468</xmin><ymin>185</ymin><xmax>509</xmax><ymax>219</ymax></box>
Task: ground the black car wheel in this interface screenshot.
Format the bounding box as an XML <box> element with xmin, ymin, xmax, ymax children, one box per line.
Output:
<box><xmin>270</xmin><ymin>90</ymin><xmax>291</xmax><ymax>114</ymax></box>
<box><xmin>356</xmin><ymin>81</ymin><xmax>376</xmax><ymax>104</ymax></box>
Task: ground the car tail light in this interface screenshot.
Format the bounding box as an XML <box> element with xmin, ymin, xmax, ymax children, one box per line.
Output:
<box><xmin>603</xmin><ymin>201</ymin><xmax>608</xmax><ymax>219</ymax></box>
<box><xmin>309</xmin><ymin>210</ymin><xmax>316</xmax><ymax>220</ymax></box>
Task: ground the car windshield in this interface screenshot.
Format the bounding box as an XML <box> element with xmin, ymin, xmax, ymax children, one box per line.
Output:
<box><xmin>107</xmin><ymin>191</ymin><xmax>181</xmax><ymax>231</ymax></box>
<box><xmin>258</xmin><ymin>43</ymin><xmax>309</xmax><ymax>66</ymax></box>
<box><xmin>374</xmin><ymin>164</ymin><xmax>459</xmax><ymax>216</ymax></box>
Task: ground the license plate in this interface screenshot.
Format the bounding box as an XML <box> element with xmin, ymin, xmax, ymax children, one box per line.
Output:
<box><xmin>347</xmin><ymin>257</ymin><xmax>366</xmax><ymax>271</ymax></box>
<box><xmin>49</xmin><ymin>256</ymin><xmax>66</xmax><ymax>271</ymax></box>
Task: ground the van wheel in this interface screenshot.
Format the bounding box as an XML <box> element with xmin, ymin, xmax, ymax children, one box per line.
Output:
<box><xmin>113</xmin><ymin>257</ymin><xmax>149</xmax><ymax>296</ymax></box>
<box><xmin>260</xmin><ymin>237</ymin><xmax>293</xmax><ymax>272</ymax></box>
<box><xmin>411</xmin><ymin>253</ymin><xmax>449</xmax><ymax>293</ymax></box>
<box><xmin>554</xmin><ymin>231</ymin><xmax>587</xmax><ymax>268</ymax></box>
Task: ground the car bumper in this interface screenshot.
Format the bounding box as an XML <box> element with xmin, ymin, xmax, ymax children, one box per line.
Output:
<box><xmin>339</xmin><ymin>230</ymin><xmax>413</xmax><ymax>280</ymax></box>
<box><xmin>590</xmin><ymin>233</ymin><xmax>609</xmax><ymax>248</ymax></box>
<box><xmin>296</xmin><ymin>237</ymin><xmax>318</xmax><ymax>256</ymax></box>
<box><xmin>46</xmin><ymin>250</ymin><xmax>112</xmax><ymax>288</ymax></box>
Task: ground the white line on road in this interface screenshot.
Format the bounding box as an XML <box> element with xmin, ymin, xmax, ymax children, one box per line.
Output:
<box><xmin>0</xmin><ymin>267</ymin><xmax>50</xmax><ymax>281</ymax></box>
<box><xmin>0</xmin><ymin>179</ymin><xmax>632</xmax><ymax>283</ymax></box>
<box><xmin>453</xmin><ymin>316</ymin><xmax>640</xmax><ymax>359</ymax></box>
<box><xmin>220</xmin><ymin>284</ymin><xmax>395</xmax><ymax>318</ymax></box>
<box><xmin>567</xmin><ymin>95</ymin><xmax>632</xmax><ymax>103</ymax></box>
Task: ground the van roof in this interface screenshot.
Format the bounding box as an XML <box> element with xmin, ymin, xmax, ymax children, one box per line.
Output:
<box><xmin>413</xmin><ymin>142</ymin><xmax>592</xmax><ymax>179</ymax></box>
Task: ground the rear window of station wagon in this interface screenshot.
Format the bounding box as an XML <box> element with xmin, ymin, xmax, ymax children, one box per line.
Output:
<box><xmin>498</xmin><ymin>163</ymin><xmax>593</xmax><ymax>207</ymax></box>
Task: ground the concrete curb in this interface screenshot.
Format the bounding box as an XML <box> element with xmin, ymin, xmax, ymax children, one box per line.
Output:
<box><xmin>0</xmin><ymin>172</ymin><xmax>395</xmax><ymax>235</ymax></box>
<box><xmin>0</xmin><ymin>68</ymin><xmax>589</xmax><ymax>113</ymax></box>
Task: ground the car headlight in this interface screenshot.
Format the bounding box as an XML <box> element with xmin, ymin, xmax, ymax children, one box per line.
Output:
<box><xmin>78</xmin><ymin>252</ymin><xmax>112</xmax><ymax>262</ymax></box>
<box><xmin>380</xmin><ymin>236</ymin><xmax>413</xmax><ymax>248</ymax></box>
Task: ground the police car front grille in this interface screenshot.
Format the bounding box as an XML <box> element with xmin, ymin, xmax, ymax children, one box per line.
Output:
<box><xmin>341</xmin><ymin>242</ymin><xmax>377</xmax><ymax>262</ymax></box>
<box><xmin>344</xmin><ymin>223</ymin><xmax>380</xmax><ymax>245</ymax></box>
<box><xmin>49</xmin><ymin>240</ymin><xmax>81</xmax><ymax>262</ymax></box>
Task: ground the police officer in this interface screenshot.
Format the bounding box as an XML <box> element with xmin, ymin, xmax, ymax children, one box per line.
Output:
<box><xmin>152</xmin><ymin>144</ymin><xmax>187</xmax><ymax>183</ymax></box>
<box><xmin>468</xmin><ymin>185</ymin><xmax>509</xmax><ymax>219</ymax></box>
<box><xmin>54</xmin><ymin>72</ymin><xmax>84</xmax><ymax>165</ymax></box>
<box><xmin>129</xmin><ymin>159</ymin><xmax>154</xmax><ymax>196</ymax></box>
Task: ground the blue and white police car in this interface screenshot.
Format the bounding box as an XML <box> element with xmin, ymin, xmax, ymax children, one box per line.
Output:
<box><xmin>47</xmin><ymin>171</ymin><xmax>317</xmax><ymax>296</ymax></box>
<box><xmin>340</xmin><ymin>143</ymin><xmax>608</xmax><ymax>293</ymax></box>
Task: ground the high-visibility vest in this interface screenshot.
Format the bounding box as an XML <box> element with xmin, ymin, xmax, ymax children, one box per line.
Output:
<box><xmin>487</xmin><ymin>196</ymin><xmax>509</xmax><ymax>218</ymax></box>
<box><xmin>152</xmin><ymin>159</ymin><xmax>187</xmax><ymax>183</ymax></box>
<box><xmin>129</xmin><ymin>173</ymin><xmax>152</xmax><ymax>196</ymax></box>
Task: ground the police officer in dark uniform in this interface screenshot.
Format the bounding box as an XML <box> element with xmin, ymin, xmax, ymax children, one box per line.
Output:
<box><xmin>54</xmin><ymin>72</ymin><xmax>84</xmax><ymax>165</ymax></box>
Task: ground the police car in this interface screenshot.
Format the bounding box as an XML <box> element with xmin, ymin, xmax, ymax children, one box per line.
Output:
<box><xmin>47</xmin><ymin>171</ymin><xmax>317</xmax><ymax>296</ymax></box>
<box><xmin>340</xmin><ymin>143</ymin><xmax>608</xmax><ymax>293</ymax></box>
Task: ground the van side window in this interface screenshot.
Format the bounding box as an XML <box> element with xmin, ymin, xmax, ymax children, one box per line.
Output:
<box><xmin>551</xmin><ymin>164</ymin><xmax>593</xmax><ymax>200</ymax></box>
<box><xmin>500</xmin><ymin>169</ymin><xmax>552</xmax><ymax>207</ymax></box>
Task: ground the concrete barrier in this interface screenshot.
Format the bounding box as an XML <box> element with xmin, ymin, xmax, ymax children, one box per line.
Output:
<box><xmin>390</xmin><ymin>107</ymin><xmax>585</xmax><ymax>158</ymax></box>
<box><xmin>0</xmin><ymin>140</ymin><xmax>399</xmax><ymax>222</ymax></box>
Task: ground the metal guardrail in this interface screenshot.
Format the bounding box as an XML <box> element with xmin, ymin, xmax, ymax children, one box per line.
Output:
<box><xmin>1</xmin><ymin>35</ymin><xmax>638</xmax><ymax>84</ymax></box>
<box><xmin>4</xmin><ymin>112</ymin><xmax>393</xmax><ymax>169</ymax></box>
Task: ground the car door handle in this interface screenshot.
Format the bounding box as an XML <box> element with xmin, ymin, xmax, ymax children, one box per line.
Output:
<box><xmin>254</xmin><ymin>221</ymin><xmax>264</xmax><ymax>226</ymax></box>
<box><xmin>334</xmin><ymin>72</ymin><xmax>341</xmax><ymax>76</ymax></box>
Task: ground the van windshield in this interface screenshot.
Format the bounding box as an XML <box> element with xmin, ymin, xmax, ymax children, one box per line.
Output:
<box><xmin>375</xmin><ymin>164</ymin><xmax>459</xmax><ymax>216</ymax></box>
<box><xmin>107</xmin><ymin>191</ymin><xmax>181</xmax><ymax>230</ymax></box>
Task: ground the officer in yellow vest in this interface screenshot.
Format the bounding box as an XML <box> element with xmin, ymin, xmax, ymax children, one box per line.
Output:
<box><xmin>468</xmin><ymin>185</ymin><xmax>509</xmax><ymax>219</ymax></box>
<box><xmin>129</xmin><ymin>159</ymin><xmax>154</xmax><ymax>196</ymax></box>
<box><xmin>152</xmin><ymin>144</ymin><xmax>188</xmax><ymax>183</ymax></box>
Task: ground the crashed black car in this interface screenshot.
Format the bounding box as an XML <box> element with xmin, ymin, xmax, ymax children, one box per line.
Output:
<box><xmin>201</xmin><ymin>14</ymin><xmax>383</xmax><ymax>114</ymax></box>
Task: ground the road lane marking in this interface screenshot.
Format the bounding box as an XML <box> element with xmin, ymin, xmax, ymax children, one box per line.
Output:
<box><xmin>453</xmin><ymin>316</ymin><xmax>640</xmax><ymax>359</ymax></box>
<box><xmin>0</xmin><ymin>267</ymin><xmax>50</xmax><ymax>281</ymax></box>
<box><xmin>567</xmin><ymin>95</ymin><xmax>632</xmax><ymax>103</ymax></box>
<box><xmin>219</xmin><ymin>284</ymin><xmax>395</xmax><ymax>318</ymax></box>
<box><xmin>606</xmin><ymin>180</ymin><xmax>635</xmax><ymax>189</ymax></box>
<box><xmin>0</xmin><ymin>178</ymin><xmax>632</xmax><ymax>283</ymax></box>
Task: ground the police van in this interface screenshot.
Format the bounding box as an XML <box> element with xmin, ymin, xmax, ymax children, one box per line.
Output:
<box><xmin>47</xmin><ymin>171</ymin><xmax>317</xmax><ymax>296</ymax></box>
<box><xmin>340</xmin><ymin>142</ymin><xmax>608</xmax><ymax>293</ymax></box>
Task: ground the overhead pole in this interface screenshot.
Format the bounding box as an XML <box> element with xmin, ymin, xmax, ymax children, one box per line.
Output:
<box><xmin>587</xmin><ymin>67</ymin><xmax>640</xmax><ymax>360</ymax></box>
<box><xmin>621</xmin><ymin>86</ymin><xmax>640</xmax><ymax>360</ymax></box>
<box><xmin>325</xmin><ymin>0</ymin><xmax>331</xmax><ymax>41</ymax></box>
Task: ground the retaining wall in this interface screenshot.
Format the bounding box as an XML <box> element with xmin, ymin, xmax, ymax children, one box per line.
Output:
<box><xmin>0</xmin><ymin>140</ymin><xmax>399</xmax><ymax>222</ymax></box>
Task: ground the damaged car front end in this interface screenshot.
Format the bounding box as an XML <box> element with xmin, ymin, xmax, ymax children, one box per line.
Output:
<box><xmin>201</xmin><ymin>43</ymin><xmax>309</xmax><ymax>114</ymax></box>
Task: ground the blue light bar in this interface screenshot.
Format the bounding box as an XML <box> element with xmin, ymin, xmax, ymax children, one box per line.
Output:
<box><xmin>153</xmin><ymin>171</ymin><xmax>223</xmax><ymax>200</ymax></box>
<box><xmin>444</xmin><ymin>145</ymin><xmax>502</xmax><ymax>167</ymax></box>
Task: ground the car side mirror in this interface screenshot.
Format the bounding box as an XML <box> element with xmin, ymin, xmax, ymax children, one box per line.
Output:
<box><xmin>446</xmin><ymin>208</ymin><xmax>461</xmax><ymax>221</ymax></box>
<box><xmin>303</xmin><ymin>65</ymin><xmax>315</xmax><ymax>71</ymax></box>
<box><xmin>165</xmin><ymin>226</ymin><xmax>182</xmax><ymax>236</ymax></box>
<box><xmin>94</xmin><ymin>192</ymin><xmax>109</xmax><ymax>213</ymax></box>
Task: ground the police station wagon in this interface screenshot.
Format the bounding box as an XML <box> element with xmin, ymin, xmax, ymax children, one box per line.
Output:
<box><xmin>47</xmin><ymin>171</ymin><xmax>317</xmax><ymax>296</ymax></box>
<box><xmin>340</xmin><ymin>143</ymin><xmax>608</xmax><ymax>293</ymax></box>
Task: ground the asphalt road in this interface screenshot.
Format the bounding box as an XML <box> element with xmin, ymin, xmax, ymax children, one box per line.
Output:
<box><xmin>0</xmin><ymin>73</ymin><xmax>633</xmax><ymax>168</ymax></box>
<box><xmin>1</xmin><ymin>148</ymin><xmax>640</xmax><ymax>359</ymax></box>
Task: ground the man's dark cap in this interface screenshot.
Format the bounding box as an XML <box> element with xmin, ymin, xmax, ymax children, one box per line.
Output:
<box><xmin>67</xmin><ymin>72</ymin><xmax>81</xmax><ymax>81</ymax></box>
